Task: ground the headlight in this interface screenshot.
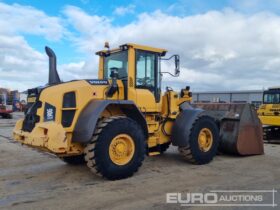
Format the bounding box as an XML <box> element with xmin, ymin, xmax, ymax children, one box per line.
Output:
<box><xmin>63</xmin><ymin>92</ymin><xmax>76</xmax><ymax>108</ymax></box>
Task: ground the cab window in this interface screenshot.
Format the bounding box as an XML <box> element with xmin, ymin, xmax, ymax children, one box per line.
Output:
<box><xmin>135</xmin><ymin>50</ymin><xmax>161</xmax><ymax>102</ymax></box>
<box><xmin>136</xmin><ymin>51</ymin><xmax>156</xmax><ymax>91</ymax></box>
<box><xmin>104</xmin><ymin>51</ymin><xmax>128</xmax><ymax>79</ymax></box>
<box><xmin>264</xmin><ymin>93</ymin><xmax>280</xmax><ymax>104</ymax></box>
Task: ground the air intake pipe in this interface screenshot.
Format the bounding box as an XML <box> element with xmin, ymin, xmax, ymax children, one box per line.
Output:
<box><xmin>45</xmin><ymin>46</ymin><xmax>61</xmax><ymax>85</ymax></box>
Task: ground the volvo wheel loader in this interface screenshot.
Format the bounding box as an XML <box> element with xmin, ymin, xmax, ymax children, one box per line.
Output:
<box><xmin>258</xmin><ymin>87</ymin><xmax>280</xmax><ymax>141</ymax></box>
<box><xmin>13</xmin><ymin>43</ymin><xmax>263</xmax><ymax>180</ymax></box>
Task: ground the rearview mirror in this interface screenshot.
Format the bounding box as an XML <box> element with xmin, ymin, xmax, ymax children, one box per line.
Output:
<box><xmin>160</xmin><ymin>54</ymin><xmax>180</xmax><ymax>77</ymax></box>
<box><xmin>110</xmin><ymin>67</ymin><xmax>119</xmax><ymax>79</ymax></box>
<box><xmin>174</xmin><ymin>55</ymin><xmax>180</xmax><ymax>76</ymax></box>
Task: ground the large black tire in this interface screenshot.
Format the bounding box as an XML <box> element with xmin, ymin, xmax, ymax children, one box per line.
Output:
<box><xmin>60</xmin><ymin>155</ymin><xmax>85</xmax><ymax>165</ymax></box>
<box><xmin>84</xmin><ymin>116</ymin><xmax>146</xmax><ymax>180</ymax></box>
<box><xmin>263</xmin><ymin>126</ymin><xmax>280</xmax><ymax>141</ymax></box>
<box><xmin>178</xmin><ymin>116</ymin><xmax>219</xmax><ymax>164</ymax></box>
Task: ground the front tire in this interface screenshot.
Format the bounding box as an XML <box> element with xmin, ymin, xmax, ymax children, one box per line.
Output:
<box><xmin>179</xmin><ymin>116</ymin><xmax>219</xmax><ymax>164</ymax></box>
<box><xmin>85</xmin><ymin>116</ymin><xmax>145</xmax><ymax>180</ymax></box>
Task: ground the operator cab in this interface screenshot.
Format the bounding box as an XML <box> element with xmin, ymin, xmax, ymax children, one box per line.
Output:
<box><xmin>97</xmin><ymin>43</ymin><xmax>179</xmax><ymax>112</ymax></box>
<box><xmin>263</xmin><ymin>88</ymin><xmax>280</xmax><ymax>104</ymax></box>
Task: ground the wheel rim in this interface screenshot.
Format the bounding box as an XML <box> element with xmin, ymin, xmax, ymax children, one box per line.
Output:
<box><xmin>198</xmin><ymin>128</ymin><xmax>213</xmax><ymax>152</ymax></box>
<box><xmin>109</xmin><ymin>134</ymin><xmax>135</xmax><ymax>165</ymax></box>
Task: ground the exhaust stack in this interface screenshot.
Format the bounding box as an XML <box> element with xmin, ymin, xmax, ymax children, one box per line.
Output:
<box><xmin>45</xmin><ymin>46</ymin><xmax>61</xmax><ymax>85</ymax></box>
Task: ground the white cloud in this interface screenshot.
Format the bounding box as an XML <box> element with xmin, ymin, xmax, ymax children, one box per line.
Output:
<box><xmin>229</xmin><ymin>0</ymin><xmax>280</xmax><ymax>14</ymax></box>
<box><xmin>63</xmin><ymin>8</ymin><xmax>280</xmax><ymax>91</ymax></box>
<box><xmin>59</xmin><ymin>61</ymin><xmax>86</xmax><ymax>81</ymax></box>
<box><xmin>0</xmin><ymin>2</ymin><xmax>64</xmax><ymax>41</ymax></box>
<box><xmin>0</xmin><ymin>35</ymin><xmax>48</xmax><ymax>90</ymax></box>
<box><xmin>113</xmin><ymin>4</ymin><xmax>136</xmax><ymax>16</ymax></box>
<box><xmin>63</xmin><ymin>6</ymin><xmax>111</xmax><ymax>37</ymax></box>
<box><xmin>0</xmin><ymin>2</ymin><xmax>66</xmax><ymax>91</ymax></box>
<box><xmin>2</xmin><ymin>2</ymin><xmax>280</xmax><ymax>93</ymax></box>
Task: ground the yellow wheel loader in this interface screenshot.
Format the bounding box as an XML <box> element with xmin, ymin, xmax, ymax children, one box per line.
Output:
<box><xmin>258</xmin><ymin>87</ymin><xmax>280</xmax><ymax>141</ymax></box>
<box><xmin>13</xmin><ymin>43</ymin><xmax>263</xmax><ymax>180</ymax></box>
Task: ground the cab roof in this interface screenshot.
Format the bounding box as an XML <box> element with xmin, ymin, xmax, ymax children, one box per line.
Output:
<box><xmin>96</xmin><ymin>43</ymin><xmax>167</xmax><ymax>56</ymax></box>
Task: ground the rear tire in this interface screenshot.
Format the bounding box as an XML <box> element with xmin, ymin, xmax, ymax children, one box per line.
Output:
<box><xmin>179</xmin><ymin>116</ymin><xmax>219</xmax><ymax>164</ymax></box>
<box><xmin>60</xmin><ymin>155</ymin><xmax>85</xmax><ymax>165</ymax></box>
<box><xmin>85</xmin><ymin>116</ymin><xmax>145</xmax><ymax>180</ymax></box>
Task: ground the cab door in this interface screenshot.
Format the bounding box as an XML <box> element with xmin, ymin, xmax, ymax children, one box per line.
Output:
<box><xmin>135</xmin><ymin>50</ymin><xmax>161</xmax><ymax>112</ymax></box>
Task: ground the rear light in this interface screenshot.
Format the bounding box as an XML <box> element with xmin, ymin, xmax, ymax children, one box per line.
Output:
<box><xmin>63</xmin><ymin>92</ymin><xmax>76</xmax><ymax>108</ymax></box>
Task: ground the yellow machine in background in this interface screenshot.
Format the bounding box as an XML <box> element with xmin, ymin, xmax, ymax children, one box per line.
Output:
<box><xmin>258</xmin><ymin>87</ymin><xmax>280</xmax><ymax>141</ymax></box>
<box><xmin>13</xmin><ymin>43</ymin><xmax>263</xmax><ymax>180</ymax></box>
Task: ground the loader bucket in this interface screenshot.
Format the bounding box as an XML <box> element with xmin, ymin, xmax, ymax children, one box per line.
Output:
<box><xmin>192</xmin><ymin>103</ymin><xmax>264</xmax><ymax>155</ymax></box>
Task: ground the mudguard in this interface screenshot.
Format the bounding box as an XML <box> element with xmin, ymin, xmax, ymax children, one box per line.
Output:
<box><xmin>171</xmin><ymin>103</ymin><xmax>204</xmax><ymax>147</ymax></box>
<box><xmin>72</xmin><ymin>100</ymin><xmax>148</xmax><ymax>143</ymax></box>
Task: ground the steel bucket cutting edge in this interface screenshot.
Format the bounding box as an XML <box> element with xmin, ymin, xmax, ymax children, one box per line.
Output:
<box><xmin>193</xmin><ymin>103</ymin><xmax>264</xmax><ymax>155</ymax></box>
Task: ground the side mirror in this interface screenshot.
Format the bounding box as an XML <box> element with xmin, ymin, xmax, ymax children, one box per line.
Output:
<box><xmin>174</xmin><ymin>55</ymin><xmax>180</xmax><ymax>76</ymax></box>
<box><xmin>110</xmin><ymin>67</ymin><xmax>119</xmax><ymax>79</ymax></box>
<box><xmin>160</xmin><ymin>54</ymin><xmax>180</xmax><ymax>77</ymax></box>
<box><xmin>106</xmin><ymin>67</ymin><xmax>119</xmax><ymax>97</ymax></box>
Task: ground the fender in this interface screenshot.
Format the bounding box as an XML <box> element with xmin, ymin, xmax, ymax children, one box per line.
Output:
<box><xmin>72</xmin><ymin>100</ymin><xmax>148</xmax><ymax>143</ymax></box>
<box><xmin>171</xmin><ymin>103</ymin><xmax>204</xmax><ymax>147</ymax></box>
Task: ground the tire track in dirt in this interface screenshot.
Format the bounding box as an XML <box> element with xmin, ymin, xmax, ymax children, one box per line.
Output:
<box><xmin>0</xmin><ymin>134</ymin><xmax>13</xmax><ymax>141</ymax></box>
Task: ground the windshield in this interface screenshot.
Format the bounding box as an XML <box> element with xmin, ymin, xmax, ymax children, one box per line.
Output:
<box><xmin>103</xmin><ymin>51</ymin><xmax>128</xmax><ymax>79</ymax></box>
<box><xmin>263</xmin><ymin>92</ymin><xmax>280</xmax><ymax>104</ymax></box>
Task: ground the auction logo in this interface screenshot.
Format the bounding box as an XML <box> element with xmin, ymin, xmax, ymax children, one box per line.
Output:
<box><xmin>166</xmin><ymin>190</ymin><xmax>277</xmax><ymax>207</ymax></box>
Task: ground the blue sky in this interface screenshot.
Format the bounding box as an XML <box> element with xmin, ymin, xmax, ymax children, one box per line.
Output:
<box><xmin>3</xmin><ymin>0</ymin><xmax>228</xmax><ymax>17</ymax></box>
<box><xmin>2</xmin><ymin>0</ymin><xmax>232</xmax><ymax>63</ymax></box>
<box><xmin>2</xmin><ymin>0</ymin><xmax>276</xmax><ymax>64</ymax></box>
<box><xmin>1</xmin><ymin>0</ymin><xmax>280</xmax><ymax>91</ymax></box>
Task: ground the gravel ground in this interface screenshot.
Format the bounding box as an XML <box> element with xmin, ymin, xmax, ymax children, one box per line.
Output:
<box><xmin>0</xmin><ymin>112</ymin><xmax>279</xmax><ymax>210</ymax></box>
